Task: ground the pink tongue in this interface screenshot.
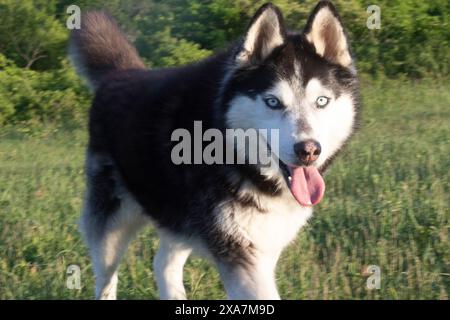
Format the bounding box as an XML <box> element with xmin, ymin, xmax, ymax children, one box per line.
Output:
<box><xmin>289</xmin><ymin>166</ymin><xmax>325</xmax><ymax>206</ymax></box>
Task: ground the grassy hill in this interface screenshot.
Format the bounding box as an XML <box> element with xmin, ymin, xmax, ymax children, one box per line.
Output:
<box><xmin>0</xmin><ymin>78</ymin><xmax>448</xmax><ymax>299</ymax></box>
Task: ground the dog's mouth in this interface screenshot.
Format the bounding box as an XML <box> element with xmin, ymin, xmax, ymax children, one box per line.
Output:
<box><xmin>279</xmin><ymin>161</ymin><xmax>325</xmax><ymax>207</ymax></box>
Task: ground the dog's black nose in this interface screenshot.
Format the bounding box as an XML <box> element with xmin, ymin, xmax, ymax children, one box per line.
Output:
<box><xmin>294</xmin><ymin>140</ymin><xmax>321</xmax><ymax>165</ymax></box>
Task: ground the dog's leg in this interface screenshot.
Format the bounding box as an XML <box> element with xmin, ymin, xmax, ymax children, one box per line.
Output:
<box><xmin>81</xmin><ymin>195</ymin><xmax>148</xmax><ymax>300</ymax></box>
<box><xmin>80</xmin><ymin>153</ymin><xmax>148</xmax><ymax>300</ymax></box>
<box><xmin>217</xmin><ymin>254</ymin><xmax>280</xmax><ymax>300</ymax></box>
<box><xmin>153</xmin><ymin>232</ymin><xmax>192</xmax><ymax>300</ymax></box>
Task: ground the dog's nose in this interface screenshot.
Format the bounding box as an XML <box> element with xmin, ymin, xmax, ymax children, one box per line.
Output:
<box><xmin>294</xmin><ymin>140</ymin><xmax>321</xmax><ymax>165</ymax></box>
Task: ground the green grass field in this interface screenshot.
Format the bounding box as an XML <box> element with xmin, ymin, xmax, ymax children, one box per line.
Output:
<box><xmin>0</xmin><ymin>78</ymin><xmax>448</xmax><ymax>299</ymax></box>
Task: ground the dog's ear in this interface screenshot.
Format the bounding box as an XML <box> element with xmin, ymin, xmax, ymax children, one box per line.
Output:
<box><xmin>236</xmin><ymin>3</ymin><xmax>286</xmax><ymax>66</ymax></box>
<box><xmin>304</xmin><ymin>1</ymin><xmax>352</xmax><ymax>67</ymax></box>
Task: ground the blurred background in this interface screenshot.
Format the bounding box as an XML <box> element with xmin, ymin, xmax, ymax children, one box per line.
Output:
<box><xmin>0</xmin><ymin>0</ymin><xmax>448</xmax><ymax>299</ymax></box>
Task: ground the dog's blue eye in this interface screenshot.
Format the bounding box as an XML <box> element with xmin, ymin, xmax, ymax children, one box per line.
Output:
<box><xmin>264</xmin><ymin>96</ymin><xmax>282</xmax><ymax>109</ymax></box>
<box><xmin>316</xmin><ymin>96</ymin><xmax>330</xmax><ymax>108</ymax></box>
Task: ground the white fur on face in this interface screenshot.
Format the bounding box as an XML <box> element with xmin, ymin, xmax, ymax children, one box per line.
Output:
<box><xmin>225</xmin><ymin>91</ymin><xmax>298</xmax><ymax>172</ymax></box>
<box><xmin>301</xmin><ymin>78</ymin><xmax>355</xmax><ymax>167</ymax></box>
<box><xmin>225</xmin><ymin>77</ymin><xmax>355</xmax><ymax>169</ymax></box>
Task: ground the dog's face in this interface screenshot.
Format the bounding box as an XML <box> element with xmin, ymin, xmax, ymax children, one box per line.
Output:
<box><xmin>223</xmin><ymin>2</ymin><xmax>360</xmax><ymax>206</ymax></box>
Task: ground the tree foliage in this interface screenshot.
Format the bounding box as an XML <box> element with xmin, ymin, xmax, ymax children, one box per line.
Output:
<box><xmin>0</xmin><ymin>0</ymin><xmax>448</xmax><ymax>125</ymax></box>
<box><xmin>0</xmin><ymin>0</ymin><xmax>67</xmax><ymax>70</ymax></box>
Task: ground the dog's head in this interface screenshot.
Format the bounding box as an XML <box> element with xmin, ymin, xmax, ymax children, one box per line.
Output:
<box><xmin>222</xmin><ymin>1</ymin><xmax>360</xmax><ymax>206</ymax></box>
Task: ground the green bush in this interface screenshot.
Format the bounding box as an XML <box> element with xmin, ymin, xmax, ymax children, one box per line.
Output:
<box><xmin>0</xmin><ymin>0</ymin><xmax>449</xmax><ymax>125</ymax></box>
<box><xmin>0</xmin><ymin>54</ymin><xmax>90</xmax><ymax>126</ymax></box>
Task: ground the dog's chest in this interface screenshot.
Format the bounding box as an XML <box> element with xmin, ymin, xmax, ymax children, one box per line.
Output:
<box><xmin>232</xmin><ymin>190</ymin><xmax>313</xmax><ymax>254</ymax></box>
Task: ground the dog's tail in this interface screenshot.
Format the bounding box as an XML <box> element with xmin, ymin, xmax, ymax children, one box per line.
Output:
<box><xmin>69</xmin><ymin>11</ymin><xmax>145</xmax><ymax>91</ymax></box>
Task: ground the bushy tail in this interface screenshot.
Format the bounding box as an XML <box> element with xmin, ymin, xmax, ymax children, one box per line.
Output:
<box><xmin>69</xmin><ymin>11</ymin><xmax>145</xmax><ymax>91</ymax></box>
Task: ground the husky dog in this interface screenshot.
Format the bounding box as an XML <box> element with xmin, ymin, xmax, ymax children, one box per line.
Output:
<box><xmin>70</xmin><ymin>1</ymin><xmax>360</xmax><ymax>300</ymax></box>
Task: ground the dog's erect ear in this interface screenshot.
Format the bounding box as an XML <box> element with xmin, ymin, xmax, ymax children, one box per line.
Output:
<box><xmin>304</xmin><ymin>1</ymin><xmax>352</xmax><ymax>67</ymax></box>
<box><xmin>236</xmin><ymin>3</ymin><xmax>286</xmax><ymax>65</ymax></box>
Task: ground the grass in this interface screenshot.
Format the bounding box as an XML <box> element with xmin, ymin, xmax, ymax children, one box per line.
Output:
<box><xmin>0</xmin><ymin>78</ymin><xmax>448</xmax><ymax>299</ymax></box>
